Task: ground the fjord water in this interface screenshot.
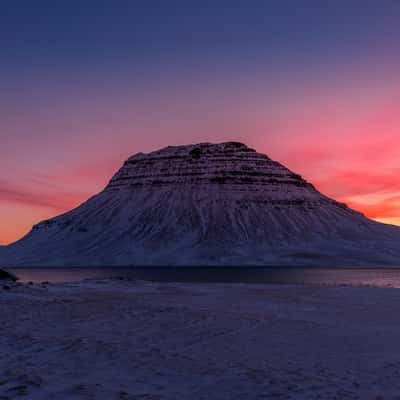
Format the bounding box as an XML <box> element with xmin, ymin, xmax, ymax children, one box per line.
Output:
<box><xmin>5</xmin><ymin>267</ymin><xmax>400</xmax><ymax>287</ymax></box>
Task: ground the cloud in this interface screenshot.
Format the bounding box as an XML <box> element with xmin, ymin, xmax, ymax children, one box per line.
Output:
<box><xmin>0</xmin><ymin>179</ymin><xmax>86</xmax><ymax>211</ymax></box>
<box><xmin>344</xmin><ymin>196</ymin><xmax>400</xmax><ymax>219</ymax></box>
<box><xmin>330</xmin><ymin>169</ymin><xmax>400</xmax><ymax>197</ymax></box>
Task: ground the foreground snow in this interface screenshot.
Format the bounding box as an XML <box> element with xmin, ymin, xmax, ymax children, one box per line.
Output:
<box><xmin>2</xmin><ymin>280</ymin><xmax>400</xmax><ymax>399</ymax></box>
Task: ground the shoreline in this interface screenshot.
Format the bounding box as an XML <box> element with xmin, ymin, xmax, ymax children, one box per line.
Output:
<box><xmin>5</xmin><ymin>266</ymin><xmax>400</xmax><ymax>288</ymax></box>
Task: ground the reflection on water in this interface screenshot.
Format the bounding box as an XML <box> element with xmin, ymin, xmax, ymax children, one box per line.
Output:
<box><xmin>5</xmin><ymin>267</ymin><xmax>400</xmax><ymax>288</ymax></box>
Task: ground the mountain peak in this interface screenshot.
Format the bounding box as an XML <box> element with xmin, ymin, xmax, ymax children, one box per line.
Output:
<box><xmin>127</xmin><ymin>141</ymin><xmax>255</xmax><ymax>161</ymax></box>
<box><xmin>107</xmin><ymin>141</ymin><xmax>292</xmax><ymax>192</ymax></box>
<box><xmin>1</xmin><ymin>141</ymin><xmax>400</xmax><ymax>266</ymax></box>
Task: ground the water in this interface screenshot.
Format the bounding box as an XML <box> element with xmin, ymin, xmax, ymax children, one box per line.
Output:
<box><xmin>4</xmin><ymin>267</ymin><xmax>400</xmax><ymax>288</ymax></box>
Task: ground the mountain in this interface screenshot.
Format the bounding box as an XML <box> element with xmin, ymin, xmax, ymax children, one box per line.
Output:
<box><xmin>1</xmin><ymin>141</ymin><xmax>400</xmax><ymax>266</ymax></box>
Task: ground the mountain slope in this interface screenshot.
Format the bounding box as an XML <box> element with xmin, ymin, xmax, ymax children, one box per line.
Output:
<box><xmin>1</xmin><ymin>142</ymin><xmax>400</xmax><ymax>266</ymax></box>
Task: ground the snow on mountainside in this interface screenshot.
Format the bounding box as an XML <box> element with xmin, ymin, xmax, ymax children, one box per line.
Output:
<box><xmin>1</xmin><ymin>141</ymin><xmax>400</xmax><ymax>266</ymax></box>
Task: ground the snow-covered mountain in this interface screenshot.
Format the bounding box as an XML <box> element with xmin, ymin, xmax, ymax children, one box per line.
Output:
<box><xmin>1</xmin><ymin>142</ymin><xmax>400</xmax><ymax>266</ymax></box>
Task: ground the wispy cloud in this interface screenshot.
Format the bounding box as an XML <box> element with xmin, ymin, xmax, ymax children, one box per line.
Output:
<box><xmin>0</xmin><ymin>178</ymin><xmax>87</xmax><ymax>211</ymax></box>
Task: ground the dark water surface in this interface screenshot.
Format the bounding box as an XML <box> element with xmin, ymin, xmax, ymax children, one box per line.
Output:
<box><xmin>5</xmin><ymin>267</ymin><xmax>400</xmax><ymax>288</ymax></box>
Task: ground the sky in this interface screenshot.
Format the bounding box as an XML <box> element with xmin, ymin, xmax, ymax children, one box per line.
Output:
<box><xmin>1</xmin><ymin>1</ymin><xmax>400</xmax><ymax>244</ymax></box>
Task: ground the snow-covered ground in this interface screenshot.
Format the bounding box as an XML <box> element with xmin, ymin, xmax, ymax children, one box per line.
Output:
<box><xmin>1</xmin><ymin>279</ymin><xmax>400</xmax><ymax>399</ymax></box>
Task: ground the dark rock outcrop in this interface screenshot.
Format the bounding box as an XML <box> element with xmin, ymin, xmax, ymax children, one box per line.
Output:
<box><xmin>0</xmin><ymin>268</ymin><xmax>17</xmax><ymax>281</ymax></box>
